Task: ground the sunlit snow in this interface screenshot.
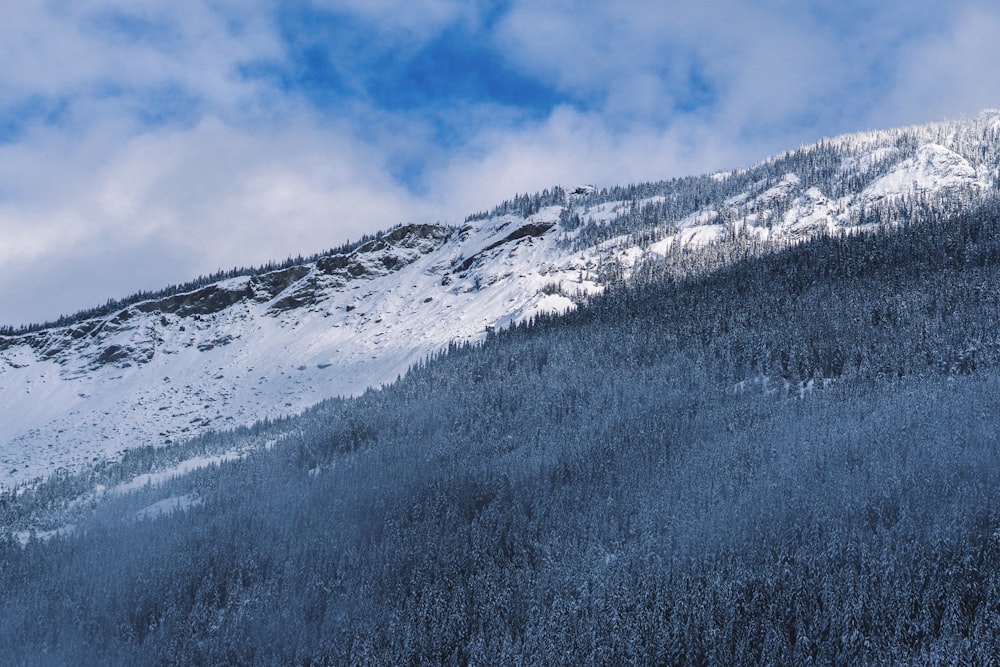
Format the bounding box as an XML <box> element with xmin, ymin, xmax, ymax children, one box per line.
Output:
<box><xmin>2</xmin><ymin>112</ymin><xmax>999</xmax><ymax>491</ymax></box>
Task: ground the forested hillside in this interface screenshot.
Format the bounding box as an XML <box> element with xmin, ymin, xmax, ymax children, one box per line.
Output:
<box><xmin>3</xmin><ymin>198</ymin><xmax>1000</xmax><ymax>664</ymax></box>
<box><xmin>4</xmin><ymin>111</ymin><xmax>1000</xmax><ymax>491</ymax></box>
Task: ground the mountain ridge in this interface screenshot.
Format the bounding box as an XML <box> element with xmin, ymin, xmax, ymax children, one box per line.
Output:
<box><xmin>3</xmin><ymin>110</ymin><xmax>1000</xmax><ymax>489</ymax></box>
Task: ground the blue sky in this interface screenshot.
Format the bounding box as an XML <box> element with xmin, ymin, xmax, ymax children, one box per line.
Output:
<box><xmin>2</xmin><ymin>0</ymin><xmax>1000</xmax><ymax>325</ymax></box>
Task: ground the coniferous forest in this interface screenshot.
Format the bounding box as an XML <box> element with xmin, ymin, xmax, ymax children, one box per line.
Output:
<box><xmin>5</xmin><ymin>199</ymin><xmax>1000</xmax><ymax>663</ymax></box>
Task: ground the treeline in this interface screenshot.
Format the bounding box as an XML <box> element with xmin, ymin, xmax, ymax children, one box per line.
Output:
<box><xmin>465</xmin><ymin>185</ymin><xmax>572</xmax><ymax>221</ymax></box>
<box><xmin>0</xmin><ymin>228</ymin><xmax>406</xmax><ymax>335</ymax></box>
<box><xmin>478</xmin><ymin>112</ymin><xmax>1000</xmax><ymax>257</ymax></box>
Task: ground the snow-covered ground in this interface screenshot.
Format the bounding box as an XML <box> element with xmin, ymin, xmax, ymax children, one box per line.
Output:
<box><xmin>2</xmin><ymin>113</ymin><xmax>998</xmax><ymax>491</ymax></box>
<box><xmin>0</xmin><ymin>211</ymin><xmax>608</xmax><ymax>488</ymax></box>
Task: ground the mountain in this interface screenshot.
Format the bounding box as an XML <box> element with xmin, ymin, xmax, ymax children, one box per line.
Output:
<box><xmin>6</xmin><ymin>112</ymin><xmax>1000</xmax><ymax>664</ymax></box>
<box><xmin>2</xmin><ymin>110</ymin><xmax>1000</xmax><ymax>490</ymax></box>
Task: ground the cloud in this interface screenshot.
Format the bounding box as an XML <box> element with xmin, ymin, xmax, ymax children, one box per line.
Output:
<box><xmin>419</xmin><ymin>106</ymin><xmax>742</xmax><ymax>218</ymax></box>
<box><xmin>0</xmin><ymin>1</ymin><xmax>285</xmax><ymax>137</ymax></box>
<box><xmin>306</xmin><ymin>0</ymin><xmax>472</xmax><ymax>40</ymax></box>
<box><xmin>489</xmin><ymin>0</ymin><xmax>999</xmax><ymax>142</ymax></box>
<box><xmin>0</xmin><ymin>114</ymin><xmax>435</xmax><ymax>324</ymax></box>
<box><xmin>872</xmin><ymin>6</ymin><xmax>1000</xmax><ymax>127</ymax></box>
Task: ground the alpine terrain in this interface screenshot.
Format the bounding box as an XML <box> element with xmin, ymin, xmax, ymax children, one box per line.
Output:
<box><xmin>4</xmin><ymin>111</ymin><xmax>1000</xmax><ymax>664</ymax></box>
<box><xmin>2</xmin><ymin>111</ymin><xmax>998</xmax><ymax>489</ymax></box>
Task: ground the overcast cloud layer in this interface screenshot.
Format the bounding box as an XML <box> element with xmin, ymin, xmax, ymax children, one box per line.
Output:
<box><xmin>2</xmin><ymin>0</ymin><xmax>999</xmax><ymax>325</ymax></box>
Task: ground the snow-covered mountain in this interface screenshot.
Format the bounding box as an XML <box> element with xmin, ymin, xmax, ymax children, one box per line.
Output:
<box><xmin>3</xmin><ymin>110</ymin><xmax>1000</xmax><ymax>490</ymax></box>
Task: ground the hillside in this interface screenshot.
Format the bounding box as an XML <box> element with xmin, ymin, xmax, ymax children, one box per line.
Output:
<box><xmin>3</xmin><ymin>194</ymin><xmax>1000</xmax><ymax>663</ymax></box>
<box><xmin>3</xmin><ymin>110</ymin><xmax>1000</xmax><ymax>490</ymax></box>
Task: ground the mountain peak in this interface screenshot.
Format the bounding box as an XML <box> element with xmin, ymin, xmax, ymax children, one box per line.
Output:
<box><xmin>4</xmin><ymin>113</ymin><xmax>1000</xmax><ymax>489</ymax></box>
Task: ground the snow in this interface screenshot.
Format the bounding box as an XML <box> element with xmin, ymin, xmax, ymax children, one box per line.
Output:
<box><xmin>577</xmin><ymin>200</ymin><xmax>631</xmax><ymax>225</ymax></box>
<box><xmin>677</xmin><ymin>224</ymin><xmax>726</xmax><ymax>247</ymax></box>
<box><xmin>14</xmin><ymin>524</ymin><xmax>76</xmax><ymax>547</ymax></box>
<box><xmin>678</xmin><ymin>209</ymin><xmax>720</xmax><ymax>228</ymax></box>
<box><xmin>0</xmin><ymin>216</ymin><xmax>608</xmax><ymax>490</ymax></box>
<box><xmin>111</xmin><ymin>452</ymin><xmax>244</xmax><ymax>494</ymax></box>
<box><xmin>135</xmin><ymin>494</ymin><xmax>200</xmax><ymax>521</ymax></box>
<box><xmin>646</xmin><ymin>224</ymin><xmax>726</xmax><ymax>257</ymax></box>
<box><xmin>760</xmin><ymin>173</ymin><xmax>801</xmax><ymax>201</ymax></box>
<box><xmin>862</xmin><ymin>144</ymin><xmax>984</xmax><ymax>202</ymax></box>
<box><xmin>839</xmin><ymin>147</ymin><xmax>899</xmax><ymax>175</ymax></box>
<box><xmin>3</xmin><ymin>115</ymin><xmax>999</xmax><ymax>492</ymax></box>
<box><xmin>781</xmin><ymin>187</ymin><xmax>842</xmax><ymax>238</ymax></box>
<box><xmin>575</xmin><ymin>196</ymin><xmax>668</xmax><ymax>226</ymax></box>
<box><xmin>508</xmin><ymin>293</ymin><xmax>577</xmax><ymax>325</ymax></box>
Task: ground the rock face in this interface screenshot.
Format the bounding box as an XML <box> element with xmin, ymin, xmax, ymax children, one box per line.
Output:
<box><xmin>3</xmin><ymin>111</ymin><xmax>1000</xmax><ymax>489</ymax></box>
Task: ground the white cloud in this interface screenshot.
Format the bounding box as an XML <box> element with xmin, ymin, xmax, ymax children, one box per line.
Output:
<box><xmin>419</xmin><ymin>106</ymin><xmax>742</xmax><ymax>220</ymax></box>
<box><xmin>0</xmin><ymin>0</ymin><xmax>282</xmax><ymax>127</ymax></box>
<box><xmin>490</xmin><ymin>0</ymin><xmax>1000</xmax><ymax>142</ymax></box>
<box><xmin>872</xmin><ymin>7</ymin><xmax>1000</xmax><ymax>128</ymax></box>
<box><xmin>309</xmin><ymin>0</ymin><xmax>472</xmax><ymax>40</ymax></box>
<box><xmin>0</xmin><ymin>115</ymin><xmax>433</xmax><ymax>323</ymax></box>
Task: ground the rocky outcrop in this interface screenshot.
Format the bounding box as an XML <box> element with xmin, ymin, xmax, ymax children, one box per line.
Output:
<box><xmin>456</xmin><ymin>222</ymin><xmax>554</xmax><ymax>273</ymax></box>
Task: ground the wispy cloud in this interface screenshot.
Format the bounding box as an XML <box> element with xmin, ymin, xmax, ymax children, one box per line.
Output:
<box><xmin>1</xmin><ymin>0</ymin><xmax>998</xmax><ymax>325</ymax></box>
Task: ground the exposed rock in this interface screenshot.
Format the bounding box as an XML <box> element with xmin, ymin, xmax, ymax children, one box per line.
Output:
<box><xmin>248</xmin><ymin>266</ymin><xmax>312</xmax><ymax>302</ymax></box>
<box><xmin>136</xmin><ymin>284</ymin><xmax>253</xmax><ymax>318</ymax></box>
<box><xmin>268</xmin><ymin>224</ymin><xmax>451</xmax><ymax>315</ymax></box>
<box><xmin>457</xmin><ymin>222</ymin><xmax>554</xmax><ymax>272</ymax></box>
<box><xmin>97</xmin><ymin>345</ymin><xmax>130</xmax><ymax>365</ymax></box>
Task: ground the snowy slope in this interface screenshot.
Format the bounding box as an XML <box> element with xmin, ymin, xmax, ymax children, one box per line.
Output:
<box><xmin>3</xmin><ymin>111</ymin><xmax>1000</xmax><ymax>490</ymax></box>
<box><xmin>0</xmin><ymin>215</ymin><xmax>604</xmax><ymax>487</ymax></box>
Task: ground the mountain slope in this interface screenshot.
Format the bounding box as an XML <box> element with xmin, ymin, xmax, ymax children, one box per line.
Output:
<box><xmin>0</xmin><ymin>215</ymin><xmax>602</xmax><ymax>487</ymax></box>
<box><xmin>3</xmin><ymin>110</ymin><xmax>1000</xmax><ymax>489</ymax></box>
<box><xmin>5</xmin><ymin>194</ymin><xmax>1000</xmax><ymax>664</ymax></box>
